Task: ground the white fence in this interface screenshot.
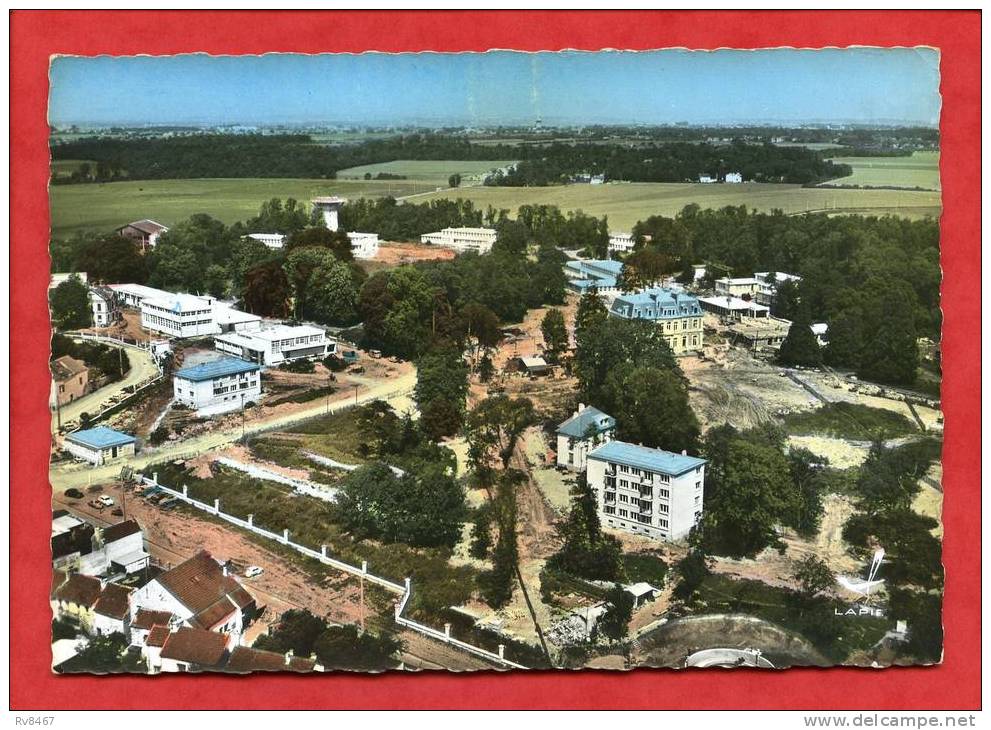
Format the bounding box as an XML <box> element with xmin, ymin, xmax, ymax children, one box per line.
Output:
<box><xmin>139</xmin><ymin>473</ymin><xmax>527</xmax><ymax>670</ymax></box>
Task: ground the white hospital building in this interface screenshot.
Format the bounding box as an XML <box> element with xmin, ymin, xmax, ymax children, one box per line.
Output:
<box><xmin>608</xmin><ymin>232</ymin><xmax>636</xmax><ymax>253</ymax></box>
<box><xmin>173</xmin><ymin>357</ymin><xmax>263</xmax><ymax>416</ymax></box>
<box><xmin>587</xmin><ymin>441</ymin><xmax>706</xmax><ymax>542</ymax></box>
<box><xmin>420</xmin><ymin>227</ymin><xmax>497</xmax><ymax>254</ymax></box>
<box><xmin>214</xmin><ymin>324</ymin><xmax>334</xmax><ymax>366</ymax></box>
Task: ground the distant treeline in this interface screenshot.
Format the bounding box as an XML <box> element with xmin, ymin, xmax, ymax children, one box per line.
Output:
<box><xmin>52</xmin><ymin>133</ymin><xmax>849</xmax><ymax>186</ymax></box>
<box><xmin>487</xmin><ymin>141</ymin><xmax>852</xmax><ymax>186</ymax></box>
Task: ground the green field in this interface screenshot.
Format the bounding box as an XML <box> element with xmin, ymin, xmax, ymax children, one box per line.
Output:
<box><xmin>409</xmin><ymin>181</ymin><xmax>942</xmax><ymax>231</ymax></box>
<box><xmin>336</xmin><ymin>159</ymin><xmax>515</xmax><ymax>182</ymax></box>
<box><xmin>49</xmin><ymin>178</ymin><xmax>430</xmax><ymax>238</ymax></box>
<box><xmin>825</xmin><ymin>151</ymin><xmax>940</xmax><ymax>191</ymax></box>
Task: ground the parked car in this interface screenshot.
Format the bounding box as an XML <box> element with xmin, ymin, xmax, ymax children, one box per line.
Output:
<box><xmin>244</xmin><ymin>566</ymin><xmax>264</xmax><ymax>578</ymax></box>
<box><xmin>65</xmin><ymin>488</ymin><xmax>84</xmax><ymax>499</ymax></box>
<box><xmin>87</xmin><ymin>500</ymin><xmax>105</xmax><ymax>510</ymax></box>
<box><xmin>98</xmin><ymin>495</ymin><xmax>115</xmax><ymax>507</ymax></box>
<box><xmin>111</xmin><ymin>508</ymin><xmax>124</xmax><ymax>517</ymax></box>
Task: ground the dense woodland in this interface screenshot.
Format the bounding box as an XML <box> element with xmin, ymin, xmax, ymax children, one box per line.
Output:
<box><xmin>52</xmin><ymin>133</ymin><xmax>851</xmax><ymax>185</ymax></box>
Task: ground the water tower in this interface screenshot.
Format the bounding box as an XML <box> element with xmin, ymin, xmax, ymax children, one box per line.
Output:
<box><xmin>311</xmin><ymin>196</ymin><xmax>347</xmax><ymax>231</ymax></box>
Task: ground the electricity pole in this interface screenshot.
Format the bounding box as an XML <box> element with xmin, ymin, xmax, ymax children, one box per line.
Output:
<box><xmin>353</xmin><ymin>384</ymin><xmax>359</xmax><ymax>406</ymax></box>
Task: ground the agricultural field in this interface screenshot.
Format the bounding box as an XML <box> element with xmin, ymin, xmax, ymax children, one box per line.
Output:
<box><xmin>412</xmin><ymin>181</ymin><xmax>942</xmax><ymax>231</ymax></box>
<box><xmin>49</xmin><ymin>177</ymin><xmax>429</xmax><ymax>238</ymax></box>
<box><xmin>335</xmin><ymin>159</ymin><xmax>515</xmax><ymax>183</ymax></box>
<box><xmin>824</xmin><ymin>151</ymin><xmax>940</xmax><ymax>191</ymax></box>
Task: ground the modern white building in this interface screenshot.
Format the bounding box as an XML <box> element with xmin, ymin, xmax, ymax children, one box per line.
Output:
<box><xmin>421</xmin><ymin>227</ymin><xmax>497</xmax><ymax>254</ymax></box>
<box><xmin>587</xmin><ymin>441</ymin><xmax>706</xmax><ymax>542</ymax></box>
<box><xmin>564</xmin><ymin>259</ymin><xmax>625</xmax><ymax>296</ymax></box>
<box><xmin>63</xmin><ymin>427</ymin><xmax>137</xmax><ymax>466</ymax></box>
<box><xmin>347</xmin><ymin>231</ymin><xmax>380</xmax><ymax>259</ymax></box>
<box><xmin>214</xmin><ymin>324</ymin><xmax>333</xmax><ymax>366</ymax></box>
<box><xmin>141</xmin><ymin>293</ymin><xmax>220</xmax><ymax>339</ymax></box>
<box><xmin>247</xmin><ymin>233</ymin><xmax>286</xmax><ymax>249</ymax></box>
<box><xmin>698</xmin><ymin>295</ymin><xmax>771</xmax><ymax>320</ymax></box>
<box><xmin>715</xmin><ymin>272</ymin><xmax>802</xmax><ymax>306</ymax></box>
<box><xmin>753</xmin><ymin>271</ymin><xmax>802</xmax><ymax>305</ymax></box>
<box><xmin>608</xmin><ymin>232</ymin><xmax>636</xmax><ymax>253</ymax></box>
<box><xmin>725</xmin><ymin>172</ymin><xmax>744</xmax><ymax>184</ymax></box>
<box><xmin>109</xmin><ymin>283</ymin><xmax>174</xmax><ymax>309</ymax></box>
<box><xmin>173</xmin><ymin>357</ymin><xmax>262</xmax><ymax>416</ymax></box>
<box><xmin>556</xmin><ymin>404</ymin><xmax>616</xmax><ymax>471</ymax></box>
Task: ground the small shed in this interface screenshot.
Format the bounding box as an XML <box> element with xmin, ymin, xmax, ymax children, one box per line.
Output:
<box><xmin>625</xmin><ymin>582</ymin><xmax>661</xmax><ymax>608</ymax></box>
<box><xmin>63</xmin><ymin>427</ymin><xmax>137</xmax><ymax>466</ymax></box>
<box><xmin>514</xmin><ymin>355</ymin><xmax>552</xmax><ymax>377</ymax></box>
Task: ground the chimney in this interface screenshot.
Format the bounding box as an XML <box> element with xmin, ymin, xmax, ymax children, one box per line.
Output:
<box><xmin>222</xmin><ymin>563</ymin><xmax>229</xmax><ymax>577</ymax></box>
<box><xmin>578</xmin><ymin>402</ymin><xmax>585</xmax><ymax>413</ymax></box>
<box><xmin>285</xmin><ymin>649</ymin><xmax>294</xmax><ymax>666</ymax></box>
<box><xmin>681</xmin><ymin>449</ymin><xmax>687</xmax><ymax>456</ymax></box>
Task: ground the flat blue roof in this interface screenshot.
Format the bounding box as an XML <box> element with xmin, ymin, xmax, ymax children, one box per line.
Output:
<box><xmin>557</xmin><ymin>406</ymin><xmax>616</xmax><ymax>438</ymax></box>
<box><xmin>175</xmin><ymin>357</ymin><xmax>260</xmax><ymax>382</ymax></box>
<box><xmin>588</xmin><ymin>440</ymin><xmax>706</xmax><ymax>476</ymax></box>
<box><xmin>66</xmin><ymin>426</ymin><xmax>136</xmax><ymax>450</ymax></box>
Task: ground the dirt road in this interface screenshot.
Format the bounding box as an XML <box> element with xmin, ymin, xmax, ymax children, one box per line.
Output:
<box><xmin>50</xmin><ymin>367</ymin><xmax>417</xmax><ymax>491</ymax></box>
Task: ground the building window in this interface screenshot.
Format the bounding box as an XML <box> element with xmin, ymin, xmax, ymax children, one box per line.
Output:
<box><xmin>619</xmin><ymin>509</ymin><xmax>628</xmax><ymax>518</ymax></box>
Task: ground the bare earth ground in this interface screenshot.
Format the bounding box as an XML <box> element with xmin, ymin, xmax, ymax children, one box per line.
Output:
<box><xmin>373</xmin><ymin>240</ymin><xmax>457</xmax><ymax>267</ymax></box>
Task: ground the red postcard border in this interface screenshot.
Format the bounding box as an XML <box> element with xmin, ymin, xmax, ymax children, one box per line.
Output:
<box><xmin>10</xmin><ymin>10</ymin><xmax>981</xmax><ymax>710</ymax></box>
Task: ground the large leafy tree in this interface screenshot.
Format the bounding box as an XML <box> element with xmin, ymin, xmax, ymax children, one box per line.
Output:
<box><xmin>286</xmin><ymin>225</ymin><xmax>354</xmax><ymax>261</ymax></box>
<box><xmin>601</xmin><ymin>364</ymin><xmax>700</xmax><ymax>454</ymax></box>
<box><xmin>246</xmin><ymin>197</ymin><xmax>309</xmax><ymax>235</ymax></box>
<box><xmin>303</xmin><ymin>260</ymin><xmax>360</xmax><ymax>325</ymax></box>
<box><xmin>778</xmin><ymin>308</ymin><xmax>822</xmax><ymax>367</ymax></box>
<box><xmin>242</xmin><ymin>260</ymin><xmax>291</xmax><ymax>317</ymax></box>
<box><xmin>540</xmin><ymin>308</ymin><xmax>568</xmax><ymax>363</ymax></box>
<box><xmin>549</xmin><ymin>473</ymin><xmax>624</xmax><ymax>581</ymax></box>
<box><xmin>598</xmin><ymin>583</ymin><xmax>634</xmax><ymax>643</ymax></box>
<box><xmin>858</xmin><ymin>281</ymin><xmax>919</xmax><ymax>386</ymax></box>
<box><xmin>73</xmin><ymin>234</ymin><xmax>147</xmax><ymax>284</ymax></box>
<box><xmin>787</xmin><ymin>447</ymin><xmax>827</xmax><ymax>537</ymax></box>
<box><xmin>465</xmin><ymin>395</ymin><xmax>537</xmax><ymax>473</ymax></box>
<box><xmin>49</xmin><ymin>275</ymin><xmax>91</xmax><ymax>331</ymax></box>
<box><xmin>414</xmin><ymin>345</ymin><xmax>470</xmax><ymax>440</ymax></box>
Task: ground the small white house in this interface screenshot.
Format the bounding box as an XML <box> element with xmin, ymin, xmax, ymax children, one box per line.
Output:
<box><xmin>347</xmin><ymin>232</ymin><xmax>380</xmax><ymax>259</ymax></box>
<box><xmin>587</xmin><ymin>440</ymin><xmax>706</xmax><ymax>542</ymax></box>
<box><xmin>63</xmin><ymin>427</ymin><xmax>137</xmax><ymax>466</ymax></box>
<box><xmin>725</xmin><ymin>172</ymin><xmax>744</xmax><ymax>184</ymax></box>
<box><xmin>173</xmin><ymin>357</ymin><xmax>262</xmax><ymax>416</ymax></box>
<box><xmin>699</xmin><ymin>174</ymin><xmax>717</xmax><ymax>184</ymax></box>
<box><xmin>556</xmin><ymin>404</ymin><xmax>617</xmax><ymax>471</ymax></box>
<box><xmin>214</xmin><ymin>324</ymin><xmax>333</xmax><ymax>366</ymax></box>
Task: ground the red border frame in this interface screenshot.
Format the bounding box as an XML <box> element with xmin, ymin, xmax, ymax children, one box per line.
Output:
<box><xmin>10</xmin><ymin>10</ymin><xmax>981</xmax><ymax>710</ymax></box>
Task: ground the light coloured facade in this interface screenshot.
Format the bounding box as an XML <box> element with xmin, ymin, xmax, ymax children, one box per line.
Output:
<box><xmin>247</xmin><ymin>233</ymin><xmax>286</xmax><ymax>249</ymax></box>
<box><xmin>555</xmin><ymin>404</ymin><xmax>616</xmax><ymax>471</ymax></box>
<box><xmin>173</xmin><ymin>357</ymin><xmax>262</xmax><ymax>416</ymax></box>
<box><xmin>63</xmin><ymin>427</ymin><xmax>137</xmax><ymax>466</ymax></box>
<box><xmin>89</xmin><ymin>286</ymin><xmax>119</xmax><ymax>328</ymax></box>
<box><xmin>347</xmin><ymin>231</ymin><xmax>380</xmax><ymax>259</ymax></box>
<box><xmin>587</xmin><ymin>441</ymin><xmax>706</xmax><ymax>542</ymax></box>
<box><xmin>698</xmin><ymin>295</ymin><xmax>771</xmax><ymax>320</ymax></box>
<box><xmin>141</xmin><ymin>293</ymin><xmax>219</xmax><ymax>338</ymax></box>
<box><xmin>214</xmin><ymin>324</ymin><xmax>333</xmax><ymax>366</ymax></box>
<box><xmin>608</xmin><ymin>232</ymin><xmax>635</xmax><ymax>253</ymax></box>
<box><xmin>715</xmin><ymin>272</ymin><xmax>801</xmax><ymax>306</ymax></box>
<box><xmin>420</xmin><ymin>226</ymin><xmax>497</xmax><ymax>254</ymax></box>
<box><xmin>725</xmin><ymin>172</ymin><xmax>744</xmax><ymax>183</ymax></box>
<box><xmin>609</xmin><ymin>287</ymin><xmax>704</xmax><ymax>355</ymax></box>
<box><xmin>312</xmin><ymin>196</ymin><xmax>346</xmax><ymax>231</ymax></box>
<box><xmin>714</xmin><ymin>276</ymin><xmax>762</xmax><ymax>299</ymax></box>
<box><xmin>565</xmin><ymin>259</ymin><xmax>624</xmax><ymax>296</ymax></box>
<box><xmin>109</xmin><ymin>283</ymin><xmax>174</xmax><ymax>309</ymax></box>
<box><xmin>50</xmin><ymin>355</ymin><xmax>88</xmax><ymax>408</ymax></box>
<box><xmin>753</xmin><ymin>271</ymin><xmax>802</xmax><ymax>305</ymax></box>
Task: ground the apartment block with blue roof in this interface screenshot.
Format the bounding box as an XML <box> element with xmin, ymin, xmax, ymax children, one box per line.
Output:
<box><xmin>587</xmin><ymin>440</ymin><xmax>706</xmax><ymax>541</ymax></box>
<box><xmin>609</xmin><ymin>287</ymin><xmax>705</xmax><ymax>355</ymax></box>
<box><xmin>173</xmin><ymin>357</ymin><xmax>262</xmax><ymax>417</ymax></box>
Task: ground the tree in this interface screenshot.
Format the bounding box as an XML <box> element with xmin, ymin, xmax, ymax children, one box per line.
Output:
<box><xmin>574</xmin><ymin>287</ymin><xmax>608</xmax><ymax>336</ymax></box>
<box><xmin>778</xmin><ymin>309</ymin><xmax>822</xmax><ymax>368</ymax></box>
<box><xmin>302</xmin><ymin>260</ymin><xmax>360</xmax><ymax>325</ymax></box>
<box><xmin>550</xmin><ymin>472</ymin><xmax>624</xmax><ymax>581</ymax></box>
<box><xmin>469</xmin><ymin>504</ymin><xmax>494</xmax><ymax>559</ymax></box>
<box><xmin>381</xmin><ymin>267</ymin><xmax>436</xmax><ymax>359</ymax></box>
<box><xmin>448</xmin><ymin>173</ymin><xmax>462</xmax><ymax>188</ymax></box>
<box><xmin>461</xmin><ymin>302</ymin><xmax>502</xmax><ymax>362</ymax></box>
<box><xmin>618</xmin><ymin>248</ymin><xmax>674</xmax><ymax>291</ymax></box>
<box><xmin>476</xmin><ymin>470</ymin><xmax>522</xmax><ymax>608</ymax></box>
<box><xmin>286</xmin><ymin>226</ymin><xmax>354</xmax><ymax>261</ymax></box>
<box><xmin>598</xmin><ymin>583</ymin><xmax>634</xmax><ymax>643</ymax></box>
<box><xmin>772</xmin><ymin>278</ymin><xmax>801</xmax><ymax>320</ymax></box>
<box><xmin>313</xmin><ymin>625</ymin><xmax>403</xmax><ymax>671</ymax></box>
<box><xmin>703</xmin><ymin>438</ymin><xmax>799</xmax><ymax>557</ymax></box>
<box><xmin>49</xmin><ymin>275</ymin><xmax>91</xmax><ymax>331</ymax></box>
<box><xmin>253</xmin><ymin>609</ymin><xmax>327</xmax><ymax>656</ymax></box>
<box><xmin>540</xmin><ymin>308</ymin><xmax>568</xmax><ymax>363</ymax></box>
<box><xmin>672</xmin><ymin>545</ymin><xmax>710</xmax><ymax>602</ymax></box>
<box><xmin>601</xmin><ymin>365</ymin><xmax>700</xmax><ymax>454</ymax></box>
<box><xmin>855</xmin><ymin>440</ymin><xmax>923</xmax><ymax>515</ymax></box>
<box><xmin>56</xmin><ymin>633</ymin><xmax>144</xmax><ymax>674</ymax></box>
<box><xmin>493</xmin><ymin>219</ymin><xmax>529</xmax><ymax>258</ymax></box>
<box><xmin>74</xmin><ymin>234</ymin><xmax>147</xmax><ymax>284</ymax></box>
<box><xmin>415</xmin><ymin>346</ymin><xmax>470</xmax><ymax>440</ymax></box>
<box><xmin>787</xmin><ymin>447</ymin><xmax>827</xmax><ymax>537</ymax></box>
<box><xmin>465</xmin><ymin>395</ymin><xmax>537</xmax><ymax>472</ymax></box>
<box><xmin>242</xmin><ymin>260</ymin><xmax>291</xmax><ymax>317</ymax></box>
<box><xmin>824</xmin><ymin>307</ymin><xmax>864</xmax><ymax>369</ymax></box>
<box><xmin>858</xmin><ymin>283</ymin><xmax>919</xmax><ymax>386</ymax></box>
<box><xmin>478</xmin><ymin>354</ymin><xmax>495</xmax><ymax>383</ymax></box>
<box><xmin>246</xmin><ymin>197</ymin><xmax>309</xmax><ymax>235</ymax></box>
<box><xmin>793</xmin><ymin>554</ymin><xmax>834</xmax><ymax>599</ymax></box>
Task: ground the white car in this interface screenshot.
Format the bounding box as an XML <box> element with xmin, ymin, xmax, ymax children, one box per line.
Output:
<box><xmin>244</xmin><ymin>566</ymin><xmax>264</xmax><ymax>578</ymax></box>
<box><xmin>98</xmin><ymin>495</ymin><xmax>115</xmax><ymax>507</ymax></box>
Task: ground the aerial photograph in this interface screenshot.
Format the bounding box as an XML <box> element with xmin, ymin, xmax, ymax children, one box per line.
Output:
<box><xmin>46</xmin><ymin>48</ymin><xmax>943</xmax><ymax>674</ymax></box>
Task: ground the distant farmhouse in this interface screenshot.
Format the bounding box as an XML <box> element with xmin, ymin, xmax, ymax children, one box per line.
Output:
<box><xmin>116</xmin><ymin>219</ymin><xmax>169</xmax><ymax>251</ymax></box>
<box><xmin>609</xmin><ymin>287</ymin><xmax>704</xmax><ymax>355</ymax></box>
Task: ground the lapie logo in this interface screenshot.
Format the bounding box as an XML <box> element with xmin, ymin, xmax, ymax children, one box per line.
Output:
<box><xmin>834</xmin><ymin>548</ymin><xmax>886</xmax><ymax>618</ymax></box>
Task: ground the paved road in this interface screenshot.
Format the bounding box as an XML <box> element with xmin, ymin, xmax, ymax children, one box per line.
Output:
<box><xmin>50</xmin><ymin>367</ymin><xmax>417</xmax><ymax>491</ymax></box>
<box><xmin>54</xmin><ymin>344</ymin><xmax>160</xmax><ymax>428</ymax></box>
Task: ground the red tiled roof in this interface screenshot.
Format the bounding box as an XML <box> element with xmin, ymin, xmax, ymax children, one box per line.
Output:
<box><xmin>102</xmin><ymin>520</ymin><xmax>142</xmax><ymax>544</ymax></box>
<box><xmin>224</xmin><ymin>647</ymin><xmax>316</xmax><ymax>674</ymax></box>
<box><xmin>160</xmin><ymin>628</ymin><xmax>229</xmax><ymax>667</ymax></box>
<box><xmin>56</xmin><ymin>573</ymin><xmax>102</xmax><ymax>609</ymax></box>
<box><xmin>146</xmin><ymin>625</ymin><xmax>171</xmax><ymax>648</ymax></box>
<box><xmin>51</xmin><ymin>569</ymin><xmax>68</xmax><ymax>599</ymax></box>
<box><xmin>51</xmin><ymin>355</ymin><xmax>87</xmax><ymax>383</ymax></box>
<box><xmin>133</xmin><ymin>608</ymin><xmax>174</xmax><ymax>630</ymax></box>
<box><xmin>189</xmin><ymin>602</ymin><xmax>237</xmax><ymax>632</ymax></box>
<box><xmin>156</xmin><ymin>550</ymin><xmax>255</xmax><ymax>619</ymax></box>
<box><xmin>94</xmin><ymin>583</ymin><xmax>132</xmax><ymax>620</ymax></box>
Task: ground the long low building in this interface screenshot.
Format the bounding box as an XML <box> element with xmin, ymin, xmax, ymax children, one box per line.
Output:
<box><xmin>565</xmin><ymin>259</ymin><xmax>625</xmax><ymax>295</ymax></box>
<box><xmin>214</xmin><ymin>324</ymin><xmax>334</xmax><ymax>366</ymax></box>
<box><xmin>587</xmin><ymin>440</ymin><xmax>706</xmax><ymax>542</ymax></box>
<box><xmin>698</xmin><ymin>295</ymin><xmax>771</xmax><ymax>320</ymax></box>
<box><xmin>173</xmin><ymin>357</ymin><xmax>262</xmax><ymax>416</ymax></box>
<box><xmin>110</xmin><ymin>284</ymin><xmax>262</xmax><ymax>339</ymax></box>
<box><xmin>63</xmin><ymin>426</ymin><xmax>137</xmax><ymax>466</ymax></box>
<box><xmin>421</xmin><ymin>227</ymin><xmax>497</xmax><ymax>254</ymax></box>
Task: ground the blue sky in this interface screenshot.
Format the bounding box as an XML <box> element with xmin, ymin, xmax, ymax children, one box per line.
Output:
<box><xmin>49</xmin><ymin>48</ymin><xmax>940</xmax><ymax>127</ymax></box>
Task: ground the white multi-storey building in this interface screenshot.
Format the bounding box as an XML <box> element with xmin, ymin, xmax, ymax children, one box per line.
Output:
<box><xmin>347</xmin><ymin>231</ymin><xmax>380</xmax><ymax>259</ymax></box>
<box><xmin>141</xmin><ymin>293</ymin><xmax>220</xmax><ymax>338</ymax></box>
<box><xmin>420</xmin><ymin>227</ymin><xmax>497</xmax><ymax>254</ymax></box>
<box><xmin>173</xmin><ymin>357</ymin><xmax>262</xmax><ymax>416</ymax></box>
<box><xmin>214</xmin><ymin>324</ymin><xmax>334</xmax><ymax>366</ymax></box>
<box><xmin>555</xmin><ymin>404</ymin><xmax>616</xmax><ymax>471</ymax></box>
<box><xmin>608</xmin><ymin>232</ymin><xmax>635</xmax><ymax>253</ymax></box>
<box><xmin>587</xmin><ymin>441</ymin><xmax>706</xmax><ymax>542</ymax></box>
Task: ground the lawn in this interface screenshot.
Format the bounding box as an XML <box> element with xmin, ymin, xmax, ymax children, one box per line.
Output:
<box><xmin>336</xmin><ymin>159</ymin><xmax>515</xmax><ymax>183</ymax></box>
<box><xmin>49</xmin><ymin>177</ymin><xmax>428</xmax><ymax>238</ymax></box>
<box><xmin>782</xmin><ymin>402</ymin><xmax>919</xmax><ymax>441</ymax></box>
<box><xmin>824</xmin><ymin>151</ymin><xmax>941</xmax><ymax>191</ymax></box>
<box><xmin>410</xmin><ymin>182</ymin><xmax>942</xmax><ymax>231</ymax></box>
